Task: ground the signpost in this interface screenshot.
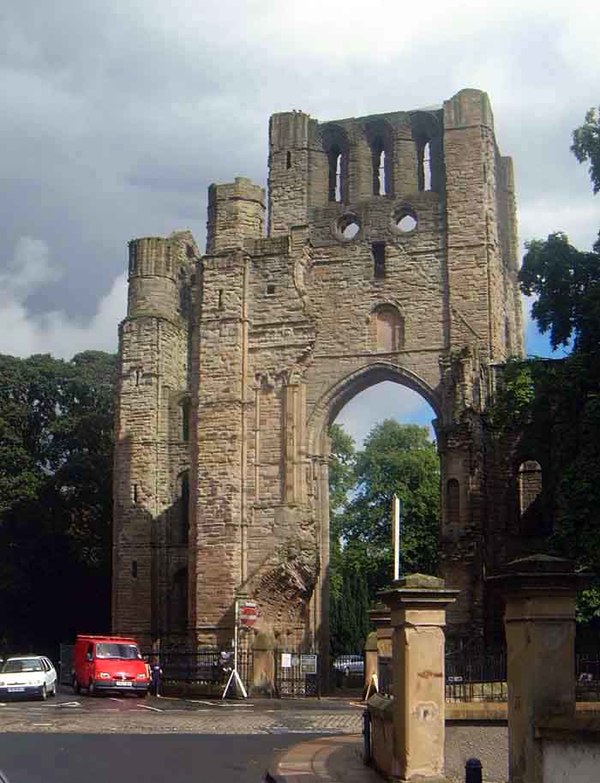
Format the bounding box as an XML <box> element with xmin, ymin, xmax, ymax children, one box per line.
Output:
<box><xmin>239</xmin><ymin>600</ymin><xmax>259</xmax><ymax>629</ymax></box>
<box><xmin>221</xmin><ymin>597</ymin><xmax>259</xmax><ymax>699</ymax></box>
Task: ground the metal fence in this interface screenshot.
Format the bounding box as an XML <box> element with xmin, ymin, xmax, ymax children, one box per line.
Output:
<box><xmin>445</xmin><ymin>648</ymin><xmax>507</xmax><ymax>702</ymax></box>
<box><xmin>274</xmin><ymin>650</ymin><xmax>319</xmax><ymax>697</ymax></box>
<box><xmin>378</xmin><ymin>657</ymin><xmax>392</xmax><ymax>697</ymax></box>
<box><xmin>576</xmin><ymin>652</ymin><xmax>600</xmax><ymax>701</ymax></box>
<box><xmin>376</xmin><ymin>647</ymin><xmax>508</xmax><ymax>702</ymax></box>
<box><xmin>158</xmin><ymin>648</ymin><xmax>253</xmax><ymax>691</ymax></box>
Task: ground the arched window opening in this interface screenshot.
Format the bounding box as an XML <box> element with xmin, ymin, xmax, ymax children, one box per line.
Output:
<box><xmin>329</xmin><ymin>147</ymin><xmax>342</xmax><ymax>201</ymax></box>
<box><xmin>518</xmin><ymin>460</ymin><xmax>543</xmax><ymax>536</ymax></box>
<box><xmin>328</xmin><ymin>146</ymin><xmax>343</xmax><ymax>202</ymax></box>
<box><xmin>370</xmin><ymin>305</ymin><xmax>404</xmax><ymax>353</ymax></box>
<box><xmin>446</xmin><ymin>479</ymin><xmax>460</xmax><ymax>525</ymax></box>
<box><xmin>372</xmin><ymin>139</ymin><xmax>386</xmax><ymax>196</ymax></box>
<box><xmin>417</xmin><ymin>140</ymin><xmax>432</xmax><ymax>192</ymax></box>
<box><xmin>180</xmin><ymin>398</ymin><xmax>191</xmax><ymax>442</ymax></box>
<box><xmin>168</xmin><ymin>567</ymin><xmax>188</xmax><ymax>632</ymax></box>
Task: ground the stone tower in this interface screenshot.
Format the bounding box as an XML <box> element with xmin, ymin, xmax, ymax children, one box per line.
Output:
<box><xmin>113</xmin><ymin>89</ymin><xmax>524</xmax><ymax>654</ymax></box>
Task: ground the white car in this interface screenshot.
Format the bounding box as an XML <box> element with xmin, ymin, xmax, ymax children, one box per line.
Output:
<box><xmin>0</xmin><ymin>655</ymin><xmax>58</xmax><ymax>700</ymax></box>
<box><xmin>333</xmin><ymin>655</ymin><xmax>365</xmax><ymax>676</ymax></box>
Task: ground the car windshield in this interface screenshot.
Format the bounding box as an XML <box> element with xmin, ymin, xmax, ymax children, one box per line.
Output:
<box><xmin>2</xmin><ymin>659</ymin><xmax>43</xmax><ymax>673</ymax></box>
<box><xmin>95</xmin><ymin>643</ymin><xmax>141</xmax><ymax>660</ymax></box>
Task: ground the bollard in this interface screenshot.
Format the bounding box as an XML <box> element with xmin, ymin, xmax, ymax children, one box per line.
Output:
<box><xmin>465</xmin><ymin>757</ymin><xmax>482</xmax><ymax>783</ymax></box>
<box><xmin>362</xmin><ymin>709</ymin><xmax>372</xmax><ymax>764</ymax></box>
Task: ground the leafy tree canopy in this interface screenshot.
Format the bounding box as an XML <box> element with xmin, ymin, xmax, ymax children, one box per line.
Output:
<box><xmin>571</xmin><ymin>106</ymin><xmax>600</xmax><ymax>194</ymax></box>
<box><xmin>0</xmin><ymin>351</ymin><xmax>116</xmax><ymax>655</ymax></box>
<box><xmin>328</xmin><ymin>420</ymin><xmax>440</xmax><ymax>655</ymax></box>
<box><xmin>494</xmin><ymin>106</ymin><xmax>600</xmax><ymax>625</ymax></box>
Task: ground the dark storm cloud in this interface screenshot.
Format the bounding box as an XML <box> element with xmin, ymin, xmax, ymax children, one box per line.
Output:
<box><xmin>0</xmin><ymin>0</ymin><xmax>598</xmax><ymax>359</ymax></box>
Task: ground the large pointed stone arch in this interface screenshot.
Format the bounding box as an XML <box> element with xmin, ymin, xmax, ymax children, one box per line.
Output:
<box><xmin>309</xmin><ymin>362</ymin><xmax>441</xmax><ymax>449</ymax></box>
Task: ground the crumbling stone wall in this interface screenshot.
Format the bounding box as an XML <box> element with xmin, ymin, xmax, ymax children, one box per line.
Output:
<box><xmin>113</xmin><ymin>88</ymin><xmax>524</xmax><ymax>653</ymax></box>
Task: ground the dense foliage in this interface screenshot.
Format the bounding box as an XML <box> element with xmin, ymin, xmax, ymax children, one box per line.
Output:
<box><xmin>571</xmin><ymin>106</ymin><xmax>600</xmax><ymax>194</ymax></box>
<box><xmin>0</xmin><ymin>351</ymin><xmax>116</xmax><ymax>655</ymax></box>
<box><xmin>329</xmin><ymin>420</ymin><xmax>440</xmax><ymax>655</ymax></box>
<box><xmin>493</xmin><ymin>106</ymin><xmax>600</xmax><ymax>623</ymax></box>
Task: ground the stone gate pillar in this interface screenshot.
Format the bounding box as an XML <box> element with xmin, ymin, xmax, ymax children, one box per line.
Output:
<box><xmin>380</xmin><ymin>574</ymin><xmax>458</xmax><ymax>782</ymax></box>
<box><xmin>490</xmin><ymin>555</ymin><xmax>591</xmax><ymax>783</ymax></box>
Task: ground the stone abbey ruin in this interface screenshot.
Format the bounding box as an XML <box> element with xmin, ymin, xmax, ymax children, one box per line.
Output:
<box><xmin>113</xmin><ymin>88</ymin><xmax>530</xmax><ymax>655</ymax></box>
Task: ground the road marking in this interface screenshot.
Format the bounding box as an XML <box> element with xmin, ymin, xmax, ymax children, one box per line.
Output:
<box><xmin>218</xmin><ymin>702</ymin><xmax>254</xmax><ymax>707</ymax></box>
<box><xmin>109</xmin><ymin>698</ymin><xmax>122</xmax><ymax>702</ymax></box>
<box><xmin>57</xmin><ymin>701</ymin><xmax>80</xmax><ymax>708</ymax></box>
<box><xmin>188</xmin><ymin>700</ymin><xmax>215</xmax><ymax>706</ymax></box>
<box><xmin>137</xmin><ymin>704</ymin><xmax>162</xmax><ymax>712</ymax></box>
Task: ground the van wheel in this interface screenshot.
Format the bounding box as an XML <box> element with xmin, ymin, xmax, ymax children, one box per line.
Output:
<box><xmin>88</xmin><ymin>681</ymin><xmax>95</xmax><ymax>696</ymax></box>
<box><xmin>73</xmin><ymin>677</ymin><xmax>80</xmax><ymax>695</ymax></box>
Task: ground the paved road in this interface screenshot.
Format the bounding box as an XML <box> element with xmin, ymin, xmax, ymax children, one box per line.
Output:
<box><xmin>0</xmin><ymin>733</ymin><xmax>314</xmax><ymax>783</ymax></box>
<box><xmin>0</xmin><ymin>685</ymin><xmax>363</xmax><ymax>735</ymax></box>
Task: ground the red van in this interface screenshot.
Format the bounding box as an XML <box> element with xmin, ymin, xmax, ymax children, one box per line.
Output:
<box><xmin>72</xmin><ymin>635</ymin><xmax>149</xmax><ymax>696</ymax></box>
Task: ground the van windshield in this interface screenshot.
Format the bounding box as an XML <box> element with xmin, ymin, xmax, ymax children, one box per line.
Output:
<box><xmin>95</xmin><ymin>643</ymin><xmax>141</xmax><ymax>660</ymax></box>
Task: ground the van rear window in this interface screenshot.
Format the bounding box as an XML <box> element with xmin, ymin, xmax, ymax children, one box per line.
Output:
<box><xmin>95</xmin><ymin>643</ymin><xmax>141</xmax><ymax>660</ymax></box>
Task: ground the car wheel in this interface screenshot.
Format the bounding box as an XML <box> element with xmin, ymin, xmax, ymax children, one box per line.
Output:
<box><xmin>40</xmin><ymin>684</ymin><xmax>47</xmax><ymax>701</ymax></box>
<box><xmin>73</xmin><ymin>677</ymin><xmax>80</xmax><ymax>695</ymax></box>
<box><xmin>88</xmin><ymin>681</ymin><xmax>95</xmax><ymax>696</ymax></box>
<box><xmin>344</xmin><ymin>667</ymin><xmax>350</xmax><ymax>677</ymax></box>
<box><xmin>51</xmin><ymin>681</ymin><xmax>57</xmax><ymax>697</ymax></box>
<box><xmin>136</xmin><ymin>691</ymin><xmax>147</xmax><ymax>699</ymax></box>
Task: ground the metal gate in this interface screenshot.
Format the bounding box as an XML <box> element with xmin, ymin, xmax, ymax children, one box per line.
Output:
<box><xmin>59</xmin><ymin>644</ymin><xmax>74</xmax><ymax>685</ymax></box>
<box><xmin>275</xmin><ymin>650</ymin><xmax>319</xmax><ymax>697</ymax></box>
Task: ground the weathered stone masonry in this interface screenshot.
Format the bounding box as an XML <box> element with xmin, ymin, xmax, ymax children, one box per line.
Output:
<box><xmin>113</xmin><ymin>88</ymin><xmax>524</xmax><ymax>654</ymax></box>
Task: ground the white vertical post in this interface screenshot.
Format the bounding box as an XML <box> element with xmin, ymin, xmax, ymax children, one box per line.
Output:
<box><xmin>233</xmin><ymin>597</ymin><xmax>239</xmax><ymax>672</ymax></box>
<box><xmin>393</xmin><ymin>495</ymin><xmax>401</xmax><ymax>582</ymax></box>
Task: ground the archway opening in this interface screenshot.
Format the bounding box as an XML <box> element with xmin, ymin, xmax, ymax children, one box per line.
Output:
<box><xmin>326</xmin><ymin>379</ymin><xmax>440</xmax><ymax>660</ymax></box>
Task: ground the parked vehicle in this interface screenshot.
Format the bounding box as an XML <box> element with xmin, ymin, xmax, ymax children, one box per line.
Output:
<box><xmin>72</xmin><ymin>635</ymin><xmax>149</xmax><ymax>696</ymax></box>
<box><xmin>0</xmin><ymin>655</ymin><xmax>57</xmax><ymax>700</ymax></box>
<box><xmin>333</xmin><ymin>654</ymin><xmax>365</xmax><ymax>677</ymax></box>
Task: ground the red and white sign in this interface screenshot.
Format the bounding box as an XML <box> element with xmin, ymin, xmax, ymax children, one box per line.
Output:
<box><xmin>238</xmin><ymin>600</ymin><xmax>259</xmax><ymax>628</ymax></box>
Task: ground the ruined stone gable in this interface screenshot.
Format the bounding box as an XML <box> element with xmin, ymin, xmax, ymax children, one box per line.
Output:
<box><xmin>113</xmin><ymin>88</ymin><xmax>524</xmax><ymax>655</ymax></box>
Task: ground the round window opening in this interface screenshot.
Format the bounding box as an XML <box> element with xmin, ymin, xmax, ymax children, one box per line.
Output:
<box><xmin>336</xmin><ymin>214</ymin><xmax>361</xmax><ymax>241</ymax></box>
<box><xmin>394</xmin><ymin>209</ymin><xmax>418</xmax><ymax>233</ymax></box>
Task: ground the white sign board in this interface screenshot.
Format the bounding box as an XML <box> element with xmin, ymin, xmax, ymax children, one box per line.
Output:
<box><xmin>281</xmin><ymin>653</ymin><xmax>292</xmax><ymax>669</ymax></box>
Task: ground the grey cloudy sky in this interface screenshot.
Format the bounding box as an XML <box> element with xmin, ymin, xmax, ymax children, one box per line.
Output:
<box><xmin>1</xmin><ymin>0</ymin><xmax>599</xmax><ymax>442</ymax></box>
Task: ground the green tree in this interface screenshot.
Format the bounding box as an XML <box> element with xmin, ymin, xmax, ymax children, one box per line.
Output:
<box><xmin>495</xmin><ymin>106</ymin><xmax>600</xmax><ymax>624</ymax></box>
<box><xmin>328</xmin><ymin>420</ymin><xmax>440</xmax><ymax>655</ymax></box>
<box><xmin>571</xmin><ymin>106</ymin><xmax>600</xmax><ymax>194</ymax></box>
<box><xmin>341</xmin><ymin>421</ymin><xmax>440</xmax><ymax>596</ymax></box>
<box><xmin>328</xmin><ymin>423</ymin><xmax>356</xmax><ymax>604</ymax></box>
<box><xmin>0</xmin><ymin>351</ymin><xmax>116</xmax><ymax>653</ymax></box>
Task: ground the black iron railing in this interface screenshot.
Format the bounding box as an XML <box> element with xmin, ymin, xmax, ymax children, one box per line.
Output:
<box><xmin>576</xmin><ymin>652</ymin><xmax>600</xmax><ymax>701</ymax></box>
<box><xmin>445</xmin><ymin>647</ymin><xmax>507</xmax><ymax>702</ymax></box>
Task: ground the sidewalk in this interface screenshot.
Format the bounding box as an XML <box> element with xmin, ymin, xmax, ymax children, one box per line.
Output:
<box><xmin>273</xmin><ymin>734</ymin><xmax>383</xmax><ymax>782</ymax></box>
